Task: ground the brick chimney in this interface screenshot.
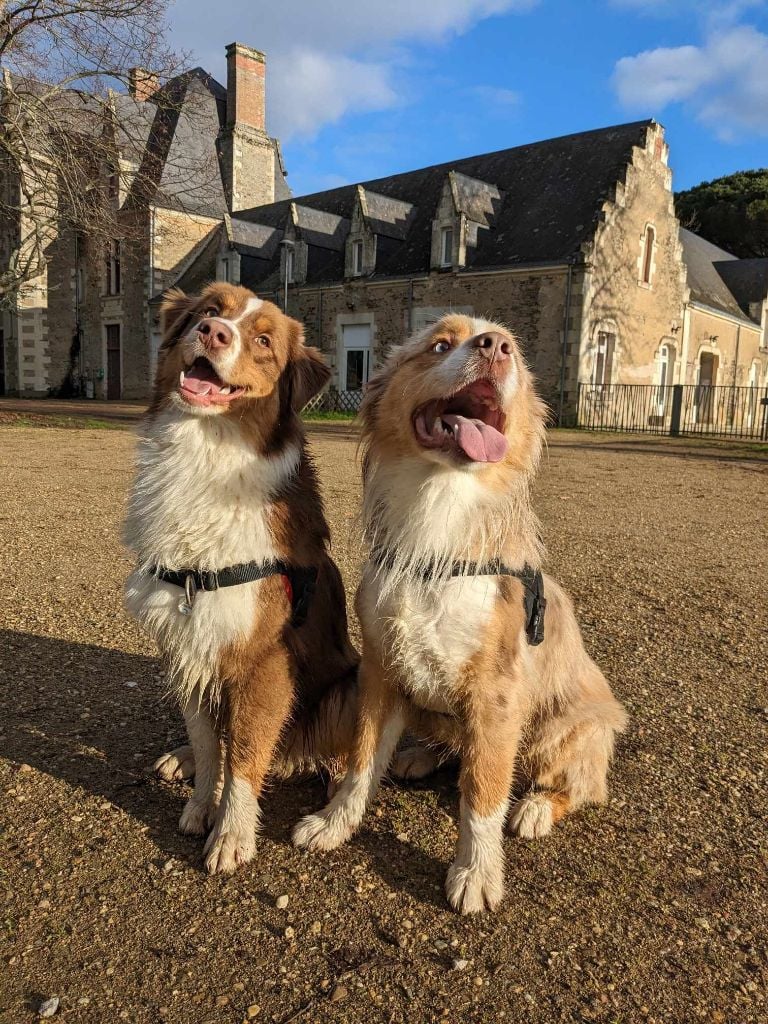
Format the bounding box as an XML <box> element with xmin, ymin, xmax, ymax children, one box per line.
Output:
<box><xmin>220</xmin><ymin>42</ymin><xmax>275</xmax><ymax>213</ymax></box>
<box><xmin>226</xmin><ymin>43</ymin><xmax>266</xmax><ymax>132</ymax></box>
<box><xmin>128</xmin><ymin>67</ymin><xmax>160</xmax><ymax>102</ymax></box>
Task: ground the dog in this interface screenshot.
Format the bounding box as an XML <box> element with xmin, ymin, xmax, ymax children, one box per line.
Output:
<box><xmin>293</xmin><ymin>313</ymin><xmax>628</xmax><ymax>913</ymax></box>
<box><xmin>124</xmin><ymin>282</ymin><xmax>359</xmax><ymax>874</ymax></box>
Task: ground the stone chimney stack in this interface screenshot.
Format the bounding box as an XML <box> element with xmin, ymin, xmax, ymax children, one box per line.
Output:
<box><xmin>128</xmin><ymin>67</ymin><xmax>160</xmax><ymax>102</ymax></box>
<box><xmin>220</xmin><ymin>42</ymin><xmax>275</xmax><ymax>212</ymax></box>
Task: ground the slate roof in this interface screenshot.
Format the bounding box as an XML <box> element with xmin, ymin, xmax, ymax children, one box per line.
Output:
<box><xmin>713</xmin><ymin>258</ymin><xmax>768</xmax><ymax>319</ymax></box>
<box><xmin>233</xmin><ymin>120</ymin><xmax>654</xmax><ymax>285</ymax></box>
<box><xmin>2</xmin><ymin>66</ymin><xmax>288</xmax><ymax>222</ymax></box>
<box><xmin>679</xmin><ymin>229</ymin><xmax>758</xmax><ymax>324</ymax></box>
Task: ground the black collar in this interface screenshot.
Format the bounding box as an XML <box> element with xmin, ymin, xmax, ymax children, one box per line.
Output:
<box><xmin>146</xmin><ymin>560</ymin><xmax>317</xmax><ymax>627</ymax></box>
<box><xmin>371</xmin><ymin>549</ymin><xmax>546</xmax><ymax>646</ymax></box>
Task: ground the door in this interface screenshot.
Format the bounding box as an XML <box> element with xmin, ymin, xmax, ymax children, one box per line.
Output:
<box><xmin>341</xmin><ymin>324</ymin><xmax>371</xmax><ymax>391</ymax></box>
<box><xmin>696</xmin><ymin>352</ymin><xmax>718</xmax><ymax>424</ymax></box>
<box><xmin>106</xmin><ymin>324</ymin><xmax>121</xmax><ymax>399</ymax></box>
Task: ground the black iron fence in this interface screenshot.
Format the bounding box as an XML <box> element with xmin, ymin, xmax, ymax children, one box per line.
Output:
<box><xmin>577</xmin><ymin>383</ymin><xmax>768</xmax><ymax>441</ymax></box>
<box><xmin>303</xmin><ymin>388</ymin><xmax>363</xmax><ymax>415</ymax></box>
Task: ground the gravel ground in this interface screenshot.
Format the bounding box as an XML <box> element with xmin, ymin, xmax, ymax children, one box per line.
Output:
<box><xmin>1</xmin><ymin>423</ymin><xmax>766</xmax><ymax>1024</ymax></box>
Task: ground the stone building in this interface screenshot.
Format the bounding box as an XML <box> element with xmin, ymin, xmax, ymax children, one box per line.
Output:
<box><xmin>174</xmin><ymin>117</ymin><xmax>767</xmax><ymax>424</ymax></box>
<box><xmin>0</xmin><ymin>43</ymin><xmax>287</xmax><ymax>398</ymax></box>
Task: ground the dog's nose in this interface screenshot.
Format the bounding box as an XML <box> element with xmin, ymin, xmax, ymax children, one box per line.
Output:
<box><xmin>472</xmin><ymin>331</ymin><xmax>511</xmax><ymax>362</ymax></box>
<box><xmin>197</xmin><ymin>318</ymin><xmax>232</xmax><ymax>350</ymax></box>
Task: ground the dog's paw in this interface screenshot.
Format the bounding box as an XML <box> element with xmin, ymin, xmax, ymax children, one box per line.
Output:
<box><xmin>179</xmin><ymin>797</ymin><xmax>217</xmax><ymax>836</ymax></box>
<box><xmin>203</xmin><ymin>827</ymin><xmax>256</xmax><ymax>874</ymax></box>
<box><xmin>391</xmin><ymin>743</ymin><xmax>438</xmax><ymax>781</ymax></box>
<box><xmin>154</xmin><ymin>745</ymin><xmax>195</xmax><ymax>782</ymax></box>
<box><xmin>445</xmin><ymin>858</ymin><xmax>505</xmax><ymax>915</ymax></box>
<box><xmin>292</xmin><ymin>810</ymin><xmax>353</xmax><ymax>852</ymax></box>
<box><xmin>509</xmin><ymin>792</ymin><xmax>554</xmax><ymax>839</ymax></box>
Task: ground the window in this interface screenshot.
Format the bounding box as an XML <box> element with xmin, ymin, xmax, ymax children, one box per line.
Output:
<box><xmin>440</xmin><ymin>226</ymin><xmax>453</xmax><ymax>267</ymax></box>
<box><xmin>592</xmin><ymin>331</ymin><xmax>615</xmax><ymax>387</ymax></box>
<box><xmin>105</xmin><ymin>239</ymin><xmax>121</xmax><ymax>295</ymax></box>
<box><xmin>352</xmin><ymin>240</ymin><xmax>364</xmax><ymax>276</ymax></box>
<box><xmin>285</xmin><ymin>246</ymin><xmax>294</xmax><ymax>284</ymax></box>
<box><xmin>747</xmin><ymin>362</ymin><xmax>760</xmax><ymax>427</ymax></box>
<box><xmin>641</xmin><ymin>225</ymin><xmax>655</xmax><ymax>285</ymax></box>
<box><xmin>656</xmin><ymin>342</ymin><xmax>675</xmax><ymax>416</ymax></box>
<box><xmin>106</xmin><ymin>163</ymin><xmax>119</xmax><ymax>200</ymax></box>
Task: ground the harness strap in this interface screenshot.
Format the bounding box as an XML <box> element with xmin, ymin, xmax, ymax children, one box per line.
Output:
<box><xmin>147</xmin><ymin>560</ymin><xmax>318</xmax><ymax>627</ymax></box>
<box><xmin>372</xmin><ymin>550</ymin><xmax>546</xmax><ymax>646</ymax></box>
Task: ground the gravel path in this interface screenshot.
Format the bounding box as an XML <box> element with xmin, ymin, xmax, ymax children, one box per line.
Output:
<box><xmin>1</xmin><ymin>424</ymin><xmax>766</xmax><ymax>1024</ymax></box>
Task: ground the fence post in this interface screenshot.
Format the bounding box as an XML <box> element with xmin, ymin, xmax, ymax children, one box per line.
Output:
<box><xmin>669</xmin><ymin>385</ymin><xmax>683</xmax><ymax>437</ymax></box>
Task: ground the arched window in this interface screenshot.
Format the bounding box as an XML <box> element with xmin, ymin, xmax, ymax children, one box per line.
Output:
<box><xmin>592</xmin><ymin>330</ymin><xmax>615</xmax><ymax>387</ymax></box>
<box><xmin>641</xmin><ymin>225</ymin><xmax>655</xmax><ymax>285</ymax></box>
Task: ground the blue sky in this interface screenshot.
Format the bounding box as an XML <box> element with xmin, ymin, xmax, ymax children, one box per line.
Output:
<box><xmin>170</xmin><ymin>0</ymin><xmax>768</xmax><ymax>197</ymax></box>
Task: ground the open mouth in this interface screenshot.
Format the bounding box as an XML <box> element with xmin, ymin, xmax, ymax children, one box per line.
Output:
<box><xmin>413</xmin><ymin>379</ymin><xmax>508</xmax><ymax>463</ymax></box>
<box><xmin>178</xmin><ymin>357</ymin><xmax>245</xmax><ymax>407</ymax></box>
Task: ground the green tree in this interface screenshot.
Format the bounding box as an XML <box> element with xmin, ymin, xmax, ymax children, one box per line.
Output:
<box><xmin>675</xmin><ymin>170</ymin><xmax>768</xmax><ymax>259</ymax></box>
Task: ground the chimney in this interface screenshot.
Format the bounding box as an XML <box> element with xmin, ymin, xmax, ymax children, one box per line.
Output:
<box><xmin>226</xmin><ymin>42</ymin><xmax>266</xmax><ymax>133</ymax></box>
<box><xmin>128</xmin><ymin>67</ymin><xmax>160</xmax><ymax>102</ymax></box>
<box><xmin>220</xmin><ymin>42</ymin><xmax>275</xmax><ymax>212</ymax></box>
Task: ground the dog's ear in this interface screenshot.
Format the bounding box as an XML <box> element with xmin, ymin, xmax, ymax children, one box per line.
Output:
<box><xmin>282</xmin><ymin>319</ymin><xmax>331</xmax><ymax>412</ymax></box>
<box><xmin>160</xmin><ymin>287</ymin><xmax>196</xmax><ymax>348</ymax></box>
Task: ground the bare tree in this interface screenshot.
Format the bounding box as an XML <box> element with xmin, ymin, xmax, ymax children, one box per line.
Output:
<box><xmin>0</xmin><ymin>1</ymin><xmax>217</xmax><ymax>305</ymax></box>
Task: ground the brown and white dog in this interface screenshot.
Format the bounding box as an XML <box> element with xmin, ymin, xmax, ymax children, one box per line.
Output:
<box><xmin>293</xmin><ymin>314</ymin><xmax>628</xmax><ymax>913</ymax></box>
<box><xmin>124</xmin><ymin>283</ymin><xmax>358</xmax><ymax>874</ymax></box>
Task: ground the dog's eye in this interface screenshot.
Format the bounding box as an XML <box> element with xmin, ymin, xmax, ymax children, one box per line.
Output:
<box><xmin>432</xmin><ymin>339</ymin><xmax>452</xmax><ymax>354</ymax></box>
<box><xmin>257</xmin><ymin>335</ymin><xmax>271</xmax><ymax>348</ymax></box>
<box><xmin>202</xmin><ymin>308</ymin><xmax>218</xmax><ymax>318</ymax></box>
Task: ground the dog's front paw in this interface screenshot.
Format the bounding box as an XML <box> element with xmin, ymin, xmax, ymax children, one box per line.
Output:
<box><xmin>445</xmin><ymin>858</ymin><xmax>504</xmax><ymax>914</ymax></box>
<box><xmin>154</xmin><ymin>745</ymin><xmax>195</xmax><ymax>782</ymax></box>
<box><xmin>203</xmin><ymin>826</ymin><xmax>256</xmax><ymax>874</ymax></box>
<box><xmin>292</xmin><ymin>810</ymin><xmax>353</xmax><ymax>852</ymax></box>
<box><xmin>509</xmin><ymin>792</ymin><xmax>554</xmax><ymax>839</ymax></box>
<box><xmin>179</xmin><ymin>797</ymin><xmax>217</xmax><ymax>836</ymax></box>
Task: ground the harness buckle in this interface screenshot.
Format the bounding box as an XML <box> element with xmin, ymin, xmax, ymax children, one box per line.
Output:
<box><xmin>178</xmin><ymin>572</ymin><xmax>198</xmax><ymax>616</ymax></box>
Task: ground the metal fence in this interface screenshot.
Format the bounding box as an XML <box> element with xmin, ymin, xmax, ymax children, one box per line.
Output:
<box><xmin>576</xmin><ymin>383</ymin><xmax>768</xmax><ymax>441</ymax></box>
<box><xmin>303</xmin><ymin>388</ymin><xmax>363</xmax><ymax>415</ymax></box>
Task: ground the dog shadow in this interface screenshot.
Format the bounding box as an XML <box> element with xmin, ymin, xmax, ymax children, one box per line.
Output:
<box><xmin>1</xmin><ymin>628</ymin><xmax>449</xmax><ymax>904</ymax></box>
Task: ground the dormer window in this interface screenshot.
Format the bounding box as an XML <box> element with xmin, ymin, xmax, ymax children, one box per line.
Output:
<box><xmin>641</xmin><ymin>225</ymin><xmax>655</xmax><ymax>285</ymax></box>
<box><xmin>440</xmin><ymin>226</ymin><xmax>453</xmax><ymax>267</ymax></box>
<box><xmin>352</xmin><ymin>240</ymin><xmax>364</xmax><ymax>276</ymax></box>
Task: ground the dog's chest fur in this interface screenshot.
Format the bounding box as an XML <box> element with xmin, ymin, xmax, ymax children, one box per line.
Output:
<box><xmin>359</xmin><ymin>570</ymin><xmax>498</xmax><ymax>713</ymax></box>
<box><xmin>124</xmin><ymin>412</ymin><xmax>299</xmax><ymax>700</ymax></box>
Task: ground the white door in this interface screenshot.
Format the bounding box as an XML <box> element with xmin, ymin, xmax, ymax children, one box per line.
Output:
<box><xmin>341</xmin><ymin>324</ymin><xmax>372</xmax><ymax>391</ymax></box>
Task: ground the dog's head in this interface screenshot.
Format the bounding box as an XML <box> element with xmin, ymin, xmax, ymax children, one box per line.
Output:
<box><xmin>361</xmin><ymin>314</ymin><xmax>546</xmax><ymax>475</ymax></box>
<box><xmin>152</xmin><ymin>283</ymin><xmax>329</xmax><ymax>420</ymax></box>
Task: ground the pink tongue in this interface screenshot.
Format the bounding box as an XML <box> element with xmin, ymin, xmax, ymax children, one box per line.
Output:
<box><xmin>441</xmin><ymin>414</ymin><xmax>508</xmax><ymax>463</ymax></box>
<box><xmin>182</xmin><ymin>364</ymin><xmax>222</xmax><ymax>396</ymax></box>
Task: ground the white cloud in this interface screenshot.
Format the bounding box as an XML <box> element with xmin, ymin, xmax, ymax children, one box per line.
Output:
<box><xmin>168</xmin><ymin>0</ymin><xmax>536</xmax><ymax>140</ymax></box>
<box><xmin>613</xmin><ymin>25</ymin><xmax>768</xmax><ymax>140</ymax></box>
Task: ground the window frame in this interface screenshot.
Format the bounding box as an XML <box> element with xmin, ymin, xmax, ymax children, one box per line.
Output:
<box><xmin>640</xmin><ymin>224</ymin><xmax>655</xmax><ymax>286</ymax></box>
<box><xmin>440</xmin><ymin>225</ymin><xmax>454</xmax><ymax>267</ymax></box>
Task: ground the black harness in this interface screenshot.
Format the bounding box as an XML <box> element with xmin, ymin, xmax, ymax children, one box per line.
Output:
<box><xmin>147</xmin><ymin>561</ymin><xmax>318</xmax><ymax>627</ymax></box>
<box><xmin>372</xmin><ymin>551</ymin><xmax>546</xmax><ymax>646</ymax></box>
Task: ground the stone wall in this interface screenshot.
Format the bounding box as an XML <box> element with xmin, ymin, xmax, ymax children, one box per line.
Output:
<box><xmin>577</xmin><ymin>123</ymin><xmax>687</xmax><ymax>390</ymax></box>
<box><xmin>285</xmin><ymin>264</ymin><xmax>570</xmax><ymax>412</ymax></box>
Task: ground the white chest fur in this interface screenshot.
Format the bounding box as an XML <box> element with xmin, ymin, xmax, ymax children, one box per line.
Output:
<box><xmin>123</xmin><ymin>412</ymin><xmax>299</xmax><ymax>701</ymax></box>
<box><xmin>358</xmin><ymin>567</ymin><xmax>498</xmax><ymax>713</ymax></box>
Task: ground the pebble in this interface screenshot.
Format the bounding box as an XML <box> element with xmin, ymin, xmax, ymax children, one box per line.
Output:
<box><xmin>38</xmin><ymin>997</ymin><xmax>59</xmax><ymax>1018</ymax></box>
<box><xmin>246</xmin><ymin>1005</ymin><xmax>261</xmax><ymax>1019</ymax></box>
<box><xmin>452</xmin><ymin>959</ymin><xmax>470</xmax><ymax>971</ymax></box>
<box><xmin>18</xmin><ymin>763</ymin><xmax>33</xmax><ymax>774</ymax></box>
<box><xmin>215</xmin><ymin>995</ymin><xmax>229</xmax><ymax>1007</ymax></box>
<box><xmin>284</xmin><ymin>926</ymin><xmax>295</xmax><ymax>939</ymax></box>
<box><xmin>310</xmin><ymin>921</ymin><xmax>322</xmax><ymax>935</ymax></box>
<box><xmin>329</xmin><ymin>984</ymin><xmax>348</xmax><ymax>1003</ymax></box>
<box><xmin>275</xmin><ymin>894</ymin><xmax>289</xmax><ymax>910</ymax></box>
<box><xmin>162</xmin><ymin>859</ymin><xmax>175</xmax><ymax>874</ymax></box>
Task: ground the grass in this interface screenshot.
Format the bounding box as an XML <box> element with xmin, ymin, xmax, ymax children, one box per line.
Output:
<box><xmin>302</xmin><ymin>410</ymin><xmax>357</xmax><ymax>423</ymax></box>
<box><xmin>0</xmin><ymin>413</ymin><xmax>126</xmax><ymax>431</ymax></box>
